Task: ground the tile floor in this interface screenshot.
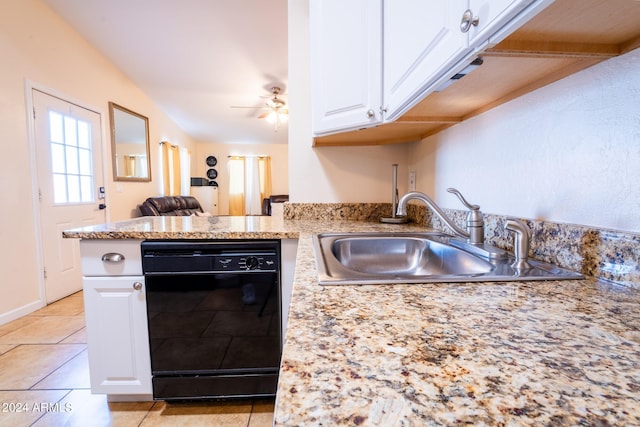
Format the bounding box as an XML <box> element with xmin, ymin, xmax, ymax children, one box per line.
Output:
<box><xmin>0</xmin><ymin>292</ymin><xmax>275</xmax><ymax>427</ymax></box>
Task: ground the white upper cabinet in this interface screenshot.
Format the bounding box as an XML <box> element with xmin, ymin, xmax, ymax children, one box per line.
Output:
<box><xmin>310</xmin><ymin>0</ymin><xmax>383</xmax><ymax>135</ymax></box>
<box><xmin>383</xmin><ymin>1</ymin><xmax>470</xmax><ymax>121</ymax></box>
<box><xmin>310</xmin><ymin>0</ymin><xmax>554</xmax><ymax>138</ymax></box>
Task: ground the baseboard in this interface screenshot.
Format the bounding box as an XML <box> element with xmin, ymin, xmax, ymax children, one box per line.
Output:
<box><xmin>0</xmin><ymin>299</ymin><xmax>45</xmax><ymax>326</ymax></box>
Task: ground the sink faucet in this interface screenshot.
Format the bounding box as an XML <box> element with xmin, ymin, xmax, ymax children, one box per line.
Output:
<box><xmin>396</xmin><ymin>188</ymin><xmax>484</xmax><ymax>245</ymax></box>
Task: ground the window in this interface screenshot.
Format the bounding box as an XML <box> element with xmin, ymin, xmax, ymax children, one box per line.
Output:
<box><xmin>228</xmin><ymin>155</ymin><xmax>272</xmax><ymax>215</ymax></box>
<box><xmin>49</xmin><ymin>111</ymin><xmax>94</xmax><ymax>204</ymax></box>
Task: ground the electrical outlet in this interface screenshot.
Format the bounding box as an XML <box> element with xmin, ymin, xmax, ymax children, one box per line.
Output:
<box><xmin>408</xmin><ymin>171</ymin><xmax>416</xmax><ymax>191</ymax></box>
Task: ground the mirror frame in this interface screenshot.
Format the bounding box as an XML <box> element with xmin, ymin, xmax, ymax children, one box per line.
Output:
<box><xmin>109</xmin><ymin>102</ymin><xmax>152</xmax><ymax>182</ymax></box>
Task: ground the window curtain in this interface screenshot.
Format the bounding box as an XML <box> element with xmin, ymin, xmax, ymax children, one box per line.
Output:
<box><xmin>228</xmin><ymin>155</ymin><xmax>272</xmax><ymax>215</ymax></box>
<box><xmin>228</xmin><ymin>156</ymin><xmax>245</xmax><ymax>215</ymax></box>
<box><xmin>258</xmin><ymin>156</ymin><xmax>272</xmax><ymax>203</ymax></box>
<box><xmin>179</xmin><ymin>147</ymin><xmax>191</xmax><ymax>196</ymax></box>
<box><xmin>123</xmin><ymin>155</ymin><xmax>135</xmax><ymax>177</ymax></box>
<box><xmin>160</xmin><ymin>141</ymin><xmax>185</xmax><ymax>196</ymax></box>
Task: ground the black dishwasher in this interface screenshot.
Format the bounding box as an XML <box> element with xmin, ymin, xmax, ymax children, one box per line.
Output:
<box><xmin>141</xmin><ymin>240</ymin><xmax>281</xmax><ymax>401</ymax></box>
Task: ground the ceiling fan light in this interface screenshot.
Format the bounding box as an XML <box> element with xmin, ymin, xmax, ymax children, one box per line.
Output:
<box><xmin>265</xmin><ymin>111</ymin><xmax>278</xmax><ymax>124</ymax></box>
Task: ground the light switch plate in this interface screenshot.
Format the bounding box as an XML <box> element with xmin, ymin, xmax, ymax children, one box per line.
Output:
<box><xmin>408</xmin><ymin>171</ymin><xmax>416</xmax><ymax>191</ymax></box>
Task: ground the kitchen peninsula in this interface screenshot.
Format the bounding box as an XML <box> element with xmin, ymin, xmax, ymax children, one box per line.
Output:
<box><xmin>64</xmin><ymin>214</ymin><xmax>640</xmax><ymax>425</ymax></box>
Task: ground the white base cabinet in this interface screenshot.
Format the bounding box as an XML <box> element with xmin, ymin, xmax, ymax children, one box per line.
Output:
<box><xmin>83</xmin><ymin>276</ymin><xmax>152</xmax><ymax>396</ymax></box>
<box><xmin>80</xmin><ymin>239</ymin><xmax>152</xmax><ymax>399</ymax></box>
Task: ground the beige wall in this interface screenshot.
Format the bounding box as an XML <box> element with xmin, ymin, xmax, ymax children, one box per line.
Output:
<box><xmin>0</xmin><ymin>0</ymin><xmax>197</xmax><ymax>322</ymax></box>
<box><xmin>193</xmin><ymin>142</ymin><xmax>289</xmax><ymax>215</ymax></box>
<box><xmin>407</xmin><ymin>47</ymin><xmax>640</xmax><ymax>233</ymax></box>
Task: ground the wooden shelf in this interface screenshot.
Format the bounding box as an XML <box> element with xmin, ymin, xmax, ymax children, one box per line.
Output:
<box><xmin>313</xmin><ymin>0</ymin><xmax>640</xmax><ymax>147</ymax></box>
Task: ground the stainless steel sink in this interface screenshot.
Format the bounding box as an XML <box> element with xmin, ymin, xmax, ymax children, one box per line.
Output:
<box><xmin>331</xmin><ymin>235</ymin><xmax>492</xmax><ymax>276</ymax></box>
<box><xmin>313</xmin><ymin>232</ymin><xmax>584</xmax><ymax>285</ymax></box>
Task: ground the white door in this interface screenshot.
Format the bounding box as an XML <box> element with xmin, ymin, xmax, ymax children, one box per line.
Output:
<box><xmin>310</xmin><ymin>0</ymin><xmax>383</xmax><ymax>135</ymax></box>
<box><xmin>383</xmin><ymin>0</ymin><xmax>470</xmax><ymax>121</ymax></box>
<box><xmin>33</xmin><ymin>90</ymin><xmax>106</xmax><ymax>303</ymax></box>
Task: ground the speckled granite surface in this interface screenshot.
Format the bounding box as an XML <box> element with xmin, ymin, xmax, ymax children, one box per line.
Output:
<box><xmin>275</xmin><ymin>234</ymin><xmax>640</xmax><ymax>426</ymax></box>
<box><xmin>64</xmin><ymin>208</ymin><xmax>640</xmax><ymax>425</ymax></box>
<box><xmin>61</xmin><ymin>214</ymin><xmax>427</xmax><ymax>240</ymax></box>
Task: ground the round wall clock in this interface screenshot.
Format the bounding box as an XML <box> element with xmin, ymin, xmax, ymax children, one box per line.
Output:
<box><xmin>206</xmin><ymin>155</ymin><xmax>217</xmax><ymax>167</ymax></box>
<box><xmin>206</xmin><ymin>168</ymin><xmax>218</xmax><ymax>179</ymax></box>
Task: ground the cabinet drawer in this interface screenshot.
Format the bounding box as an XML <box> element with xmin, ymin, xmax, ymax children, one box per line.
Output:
<box><xmin>81</xmin><ymin>239</ymin><xmax>143</xmax><ymax>276</ymax></box>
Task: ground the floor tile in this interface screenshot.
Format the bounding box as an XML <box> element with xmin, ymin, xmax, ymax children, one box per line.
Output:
<box><xmin>32</xmin><ymin>349</ymin><xmax>90</xmax><ymax>390</ymax></box>
<box><xmin>0</xmin><ymin>389</ymin><xmax>69</xmax><ymax>427</ymax></box>
<box><xmin>32</xmin><ymin>389</ymin><xmax>153</xmax><ymax>427</ymax></box>
<box><xmin>0</xmin><ymin>315</ymin><xmax>85</xmax><ymax>344</ymax></box>
<box><xmin>60</xmin><ymin>327</ymin><xmax>87</xmax><ymax>344</ymax></box>
<box><xmin>249</xmin><ymin>399</ymin><xmax>275</xmax><ymax>427</ymax></box>
<box><xmin>0</xmin><ymin>315</ymin><xmax>40</xmax><ymax>339</ymax></box>
<box><xmin>0</xmin><ymin>344</ymin><xmax>85</xmax><ymax>389</ymax></box>
<box><xmin>141</xmin><ymin>400</ymin><xmax>253</xmax><ymax>426</ymax></box>
<box><xmin>30</xmin><ymin>292</ymin><xmax>84</xmax><ymax>317</ymax></box>
<box><xmin>0</xmin><ymin>344</ymin><xmax>16</xmax><ymax>355</ymax></box>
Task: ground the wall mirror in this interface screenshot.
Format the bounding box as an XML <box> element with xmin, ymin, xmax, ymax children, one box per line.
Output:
<box><xmin>109</xmin><ymin>102</ymin><xmax>151</xmax><ymax>182</ymax></box>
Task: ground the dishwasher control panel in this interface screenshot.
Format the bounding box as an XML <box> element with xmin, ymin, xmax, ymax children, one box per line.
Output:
<box><xmin>214</xmin><ymin>253</ymin><xmax>278</xmax><ymax>272</ymax></box>
<box><xmin>141</xmin><ymin>240</ymin><xmax>280</xmax><ymax>274</ymax></box>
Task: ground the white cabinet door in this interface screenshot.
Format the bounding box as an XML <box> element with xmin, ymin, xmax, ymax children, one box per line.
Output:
<box><xmin>83</xmin><ymin>276</ymin><xmax>152</xmax><ymax>395</ymax></box>
<box><xmin>383</xmin><ymin>0</ymin><xmax>470</xmax><ymax>121</ymax></box>
<box><xmin>310</xmin><ymin>0</ymin><xmax>383</xmax><ymax>135</ymax></box>
<box><xmin>467</xmin><ymin>0</ymin><xmax>537</xmax><ymax>46</ymax></box>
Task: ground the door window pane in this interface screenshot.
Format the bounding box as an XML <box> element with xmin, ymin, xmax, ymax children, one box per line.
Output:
<box><xmin>65</xmin><ymin>146</ymin><xmax>79</xmax><ymax>175</ymax></box>
<box><xmin>51</xmin><ymin>143</ymin><xmax>66</xmax><ymax>174</ymax></box>
<box><xmin>77</xmin><ymin>121</ymin><xmax>90</xmax><ymax>149</ymax></box>
<box><xmin>79</xmin><ymin>148</ymin><xmax>92</xmax><ymax>175</ymax></box>
<box><xmin>49</xmin><ymin>112</ymin><xmax>64</xmax><ymax>143</ymax></box>
<box><xmin>64</xmin><ymin>117</ymin><xmax>77</xmax><ymax>146</ymax></box>
<box><xmin>49</xmin><ymin>112</ymin><xmax>94</xmax><ymax>204</ymax></box>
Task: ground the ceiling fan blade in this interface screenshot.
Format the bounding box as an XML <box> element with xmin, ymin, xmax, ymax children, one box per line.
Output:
<box><xmin>230</xmin><ymin>105</ymin><xmax>269</xmax><ymax>109</ymax></box>
<box><xmin>257</xmin><ymin>112</ymin><xmax>271</xmax><ymax>119</ymax></box>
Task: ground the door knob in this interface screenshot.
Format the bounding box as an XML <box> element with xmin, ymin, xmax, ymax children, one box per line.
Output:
<box><xmin>133</xmin><ymin>282</ymin><xmax>143</xmax><ymax>291</ymax></box>
<box><xmin>460</xmin><ymin>9</ymin><xmax>479</xmax><ymax>33</ymax></box>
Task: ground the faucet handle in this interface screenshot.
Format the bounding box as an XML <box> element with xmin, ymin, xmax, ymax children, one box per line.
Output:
<box><xmin>447</xmin><ymin>188</ymin><xmax>479</xmax><ymax>211</ymax></box>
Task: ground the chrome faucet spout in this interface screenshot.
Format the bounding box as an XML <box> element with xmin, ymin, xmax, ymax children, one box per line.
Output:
<box><xmin>396</xmin><ymin>191</ymin><xmax>471</xmax><ymax>240</ymax></box>
<box><xmin>396</xmin><ymin>189</ymin><xmax>485</xmax><ymax>245</ymax></box>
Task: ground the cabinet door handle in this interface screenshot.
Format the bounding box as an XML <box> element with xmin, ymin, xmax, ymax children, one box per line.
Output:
<box><xmin>460</xmin><ymin>9</ymin><xmax>479</xmax><ymax>33</ymax></box>
<box><xmin>133</xmin><ymin>282</ymin><xmax>143</xmax><ymax>291</ymax></box>
<box><xmin>101</xmin><ymin>253</ymin><xmax>125</xmax><ymax>262</ymax></box>
<box><xmin>366</xmin><ymin>109</ymin><xmax>375</xmax><ymax>119</ymax></box>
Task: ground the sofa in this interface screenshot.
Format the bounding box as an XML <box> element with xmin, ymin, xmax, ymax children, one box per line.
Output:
<box><xmin>138</xmin><ymin>196</ymin><xmax>204</xmax><ymax>216</ymax></box>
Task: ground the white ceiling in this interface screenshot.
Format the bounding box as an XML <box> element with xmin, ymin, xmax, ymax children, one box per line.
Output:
<box><xmin>42</xmin><ymin>0</ymin><xmax>289</xmax><ymax>144</ymax></box>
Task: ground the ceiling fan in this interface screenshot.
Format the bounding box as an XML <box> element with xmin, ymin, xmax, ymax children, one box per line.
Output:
<box><xmin>231</xmin><ymin>86</ymin><xmax>288</xmax><ymax>131</ymax></box>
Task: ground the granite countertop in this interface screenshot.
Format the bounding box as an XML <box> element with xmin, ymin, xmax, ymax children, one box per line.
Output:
<box><xmin>64</xmin><ymin>216</ymin><xmax>640</xmax><ymax>425</ymax></box>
